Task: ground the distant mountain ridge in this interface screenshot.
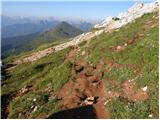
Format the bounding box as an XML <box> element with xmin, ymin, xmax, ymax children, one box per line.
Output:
<box><xmin>2</xmin><ymin>20</ymin><xmax>59</xmax><ymax>38</ymax></box>
<box><xmin>69</xmin><ymin>21</ymin><xmax>93</xmax><ymax>32</ymax></box>
<box><xmin>2</xmin><ymin>15</ymin><xmax>94</xmax><ymax>38</ymax></box>
<box><xmin>2</xmin><ymin>21</ymin><xmax>83</xmax><ymax>57</ymax></box>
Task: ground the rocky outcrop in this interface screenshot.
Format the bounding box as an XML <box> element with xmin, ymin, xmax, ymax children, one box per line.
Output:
<box><xmin>14</xmin><ymin>1</ymin><xmax>159</xmax><ymax>64</ymax></box>
<box><xmin>94</xmin><ymin>1</ymin><xmax>158</xmax><ymax>30</ymax></box>
<box><xmin>94</xmin><ymin>16</ymin><xmax>113</xmax><ymax>28</ymax></box>
<box><xmin>14</xmin><ymin>32</ymin><xmax>95</xmax><ymax>64</ymax></box>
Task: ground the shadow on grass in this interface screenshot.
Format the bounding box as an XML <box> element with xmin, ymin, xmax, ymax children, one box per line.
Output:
<box><xmin>1</xmin><ymin>92</ymin><xmax>16</xmax><ymax>119</ymax></box>
<box><xmin>47</xmin><ymin>105</ymin><xmax>97</xmax><ymax>119</ymax></box>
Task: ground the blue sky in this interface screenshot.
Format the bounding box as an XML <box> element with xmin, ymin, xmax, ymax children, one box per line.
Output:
<box><xmin>2</xmin><ymin>1</ymin><xmax>153</xmax><ymax>22</ymax></box>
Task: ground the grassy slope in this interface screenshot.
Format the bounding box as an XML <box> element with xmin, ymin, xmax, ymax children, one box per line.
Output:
<box><xmin>2</xmin><ymin>38</ymin><xmax>71</xmax><ymax>64</ymax></box>
<box><xmin>2</xmin><ymin>47</ymin><xmax>72</xmax><ymax>118</ymax></box>
<box><xmin>1</xmin><ymin>12</ymin><xmax>158</xmax><ymax>118</ymax></box>
<box><xmin>78</xmin><ymin>12</ymin><xmax>159</xmax><ymax>118</ymax></box>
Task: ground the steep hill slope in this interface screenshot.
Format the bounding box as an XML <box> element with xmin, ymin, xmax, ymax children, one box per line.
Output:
<box><xmin>1</xmin><ymin>2</ymin><xmax>159</xmax><ymax>119</ymax></box>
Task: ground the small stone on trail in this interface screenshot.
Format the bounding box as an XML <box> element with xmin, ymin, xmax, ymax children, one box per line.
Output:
<box><xmin>87</xmin><ymin>97</ymin><xmax>94</xmax><ymax>101</ymax></box>
<box><xmin>142</xmin><ymin>86</ymin><xmax>148</xmax><ymax>92</ymax></box>
<box><xmin>128</xmin><ymin>79</ymin><xmax>133</xmax><ymax>82</ymax></box>
<box><xmin>117</xmin><ymin>46</ymin><xmax>122</xmax><ymax>50</ymax></box>
<box><xmin>81</xmin><ymin>51</ymin><xmax>85</xmax><ymax>55</ymax></box>
<box><xmin>31</xmin><ymin>105</ymin><xmax>34</xmax><ymax>109</ymax></box>
<box><xmin>148</xmin><ymin>114</ymin><xmax>153</xmax><ymax>118</ymax></box>
<box><xmin>124</xmin><ymin>43</ymin><xmax>127</xmax><ymax>46</ymax></box>
<box><xmin>104</xmin><ymin>101</ymin><xmax>108</xmax><ymax>105</ymax></box>
<box><xmin>84</xmin><ymin>97</ymin><xmax>95</xmax><ymax>105</ymax></box>
<box><xmin>33</xmin><ymin>98</ymin><xmax>37</xmax><ymax>102</ymax></box>
<box><xmin>33</xmin><ymin>106</ymin><xmax>38</xmax><ymax>112</ymax></box>
<box><xmin>104</xmin><ymin>99</ymin><xmax>111</xmax><ymax>105</ymax></box>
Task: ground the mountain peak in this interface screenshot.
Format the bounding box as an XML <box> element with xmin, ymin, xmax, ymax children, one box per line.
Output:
<box><xmin>56</xmin><ymin>21</ymin><xmax>73</xmax><ymax>28</ymax></box>
<box><xmin>54</xmin><ymin>21</ymin><xmax>83</xmax><ymax>34</ymax></box>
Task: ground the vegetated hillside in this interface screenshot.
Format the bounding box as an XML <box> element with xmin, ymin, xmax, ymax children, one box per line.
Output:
<box><xmin>2</xmin><ymin>21</ymin><xmax>83</xmax><ymax>58</ymax></box>
<box><xmin>33</xmin><ymin>21</ymin><xmax>83</xmax><ymax>43</ymax></box>
<box><xmin>1</xmin><ymin>12</ymin><xmax>158</xmax><ymax>119</ymax></box>
<box><xmin>2</xmin><ymin>33</ymin><xmax>38</xmax><ymax>57</ymax></box>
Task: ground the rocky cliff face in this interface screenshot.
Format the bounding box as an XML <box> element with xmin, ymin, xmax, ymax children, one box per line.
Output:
<box><xmin>15</xmin><ymin>1</ymin><xmax>159</xmax><ymax>64</ymax></box>
<box><xmin>94</xmin><ymin>1</ymin><xmax>158</xmax><ymax>29</ymax></box>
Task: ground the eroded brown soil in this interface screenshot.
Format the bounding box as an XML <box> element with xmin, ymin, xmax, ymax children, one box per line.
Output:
<box><xmin>52</xmin><ymin>48</ymin><xmax>149</xmax><ymax>119</ymax></box>
<box><xmin>120</xmin><ymin>79</ymin><xmax>149</xmax><ymax>102</ymax></box>
<box><xmin>55</xmin><ymin>59</ymin><xmax>110</xmax><ymax>118</ymax></box>
<box><xmin>2</xmin><ymin>42</ymin><xmax>150</xmax><ymax>118</ymax></box>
